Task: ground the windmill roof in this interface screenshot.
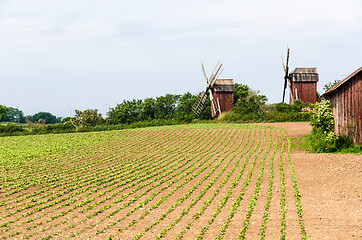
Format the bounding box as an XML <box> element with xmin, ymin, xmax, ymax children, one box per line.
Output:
<box><xmin>290</xmin><ymin>67</ymin><xmax>319</xmax><ymax>82</ymax></box>
<box><xmin>290</xmin><ymin>67</ymin><xmax>318</xmax><ymax>74</ymax></box>
<box><xmin>321</xmin><ymin>66</ymin><xmax>362</xmax><ymax>97</ymax></box>
<box><xmin>214</xmin><ymin>79</ymin><xmax>234</xmax><ymax>85</ymax></box>
<box><xmin>213</xmin><ymin>79</ymin><xmax>235</xmax><ymax>92</ymax></box>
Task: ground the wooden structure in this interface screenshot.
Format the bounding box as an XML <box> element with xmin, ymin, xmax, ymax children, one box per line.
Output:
<box><xmin>192</xmin><ymin>62</ymin><xmax>235</xmax><ymax>118</ymax></box>
<box><xmin>321</xmin><ymin>66</ymin><xmax>362</xmax><ymax>145</ymax></box>
<box><xmin>211</xmin><ymin>79</ymin><xmax>235</xmax><ymax>118</ymax></box>
<box><xmin>281</xmin><ymin>48</ymin><xmax>319</xmax><ymax>104</ymax></box>
<box><xmin>289</xmin><ymin>68</ymin><xmax>319</xmax><ymax>104</ymax></box>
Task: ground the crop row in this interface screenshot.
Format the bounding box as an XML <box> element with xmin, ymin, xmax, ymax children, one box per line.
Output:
<box><xmin>0</xmin><ymin>123</ymin><xmax>307</xmax><ymax>239</ymax></box>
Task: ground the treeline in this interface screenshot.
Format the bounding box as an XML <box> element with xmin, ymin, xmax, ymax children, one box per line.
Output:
<box><xmin>0</xmin><ymin>92</ymin><xmax>209</xmax><ymax>135</ymax></box>
<box><xmin>0</xmin><ymin>106</ymin><xmax>61</xmax><ymax>124</ymax></box>
<box><xmin>0</xmin><ymin>83</ymin><xmax>315</xmax><ymax>136</ymax></box>
<box><xmin>106</xmin><ymin>92</ymin><xmax>211</xmax><ymax>124</ymax></box>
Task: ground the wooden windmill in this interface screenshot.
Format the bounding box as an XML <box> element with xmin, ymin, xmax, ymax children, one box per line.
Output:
<box><xmin>192</xmin><ymin>62</ymin><xmax>235</xmax><ymax>117</ymax></box>
<box><xmin>281</xmin><ymin>48</ymin><xmax>319</xmax><ymax>104</ymax></box>
<box><xmin>281</xmin><ymin>47</ymin><xmax>291</xmax><ymax>103</ymax></box>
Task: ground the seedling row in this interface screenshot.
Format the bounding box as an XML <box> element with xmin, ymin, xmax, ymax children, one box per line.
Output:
<box><xmin>0</xmin><ymin>124</ymin><xmax>306</xmax><ymax>239</ymax></box>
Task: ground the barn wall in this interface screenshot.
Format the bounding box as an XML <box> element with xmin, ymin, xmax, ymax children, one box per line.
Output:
<box><xmin>325</xmin><ymin>72</ymin><xmax>361</xmax><ymax>144</ymax></box>
<box><xmin>291</xmin><ymin>82</ymin><xmax>318</xmax><ymax>103</ymax></box>
<box><xmin>212</xmin><ymin>92</ymin><xmax>234</xmax><ymax>117</ymax></box>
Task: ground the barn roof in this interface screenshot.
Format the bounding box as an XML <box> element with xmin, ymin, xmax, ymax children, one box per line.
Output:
<box><xmin>289</xmin><ymin>67</ymin><xmax>319</xmax><ymax>82</ymax></box>
<box><xmin>213</xmin><ymin>79</ymin><xmax>235</xmax><ymax>92</ymax></box>
<box><xmin>322</xmin><ymin>66</ymin><xmax>362</xmax><ymax>97</ymax></box>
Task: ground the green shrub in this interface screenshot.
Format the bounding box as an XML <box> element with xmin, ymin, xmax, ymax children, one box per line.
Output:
<box><xmin>303</xmin><ymin>132</ymin><xmax>361</xmax><ymax>153</ymax></box>
<box><xmin>306</xmin><ymin>99</ymin><xmax>361</xmax><ymax>153</ymax></box>
<box><xmin>310</xmin><ymin>100</ymin><xmax>334</xmax><ymax>134</ymax></box>
<box><xmin>0</xmin><ymin>124</ymin><xmax>25</xmax><ymax>134</ymax></box>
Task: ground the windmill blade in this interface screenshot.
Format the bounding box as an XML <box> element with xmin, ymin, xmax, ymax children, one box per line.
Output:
<box><xmin>209</xmin><ymin>62</ymin><xmax>223</xmax><ymax>86</ymax></box>
<box><xmin>192</xmin><ymin>89</ymin><xmax>209</xmax><ymax>116</ymax></box>
<box><xmin>201</xmin><ymin>63</ymin><xmax>209</xmax><ymax>84</ymax></box>
<box><xmin>282</xmin><ymin>76</ymin><xmax>288</xmax><ymax>103</ymax></box>
<box><xmin>216</xmin><ymin>98</ymin><xmax>222</xmax><ymax>115</ymax></box>
<box><xmin>208</xmin><ymin>89</ymin><xmax>218</xmax><ymax>116</ymax></box>
<box><xmin>194</xmin><ymin>61</ymin><xmax>224</xmax><ymax>117</ymax></box>
<box><xmin>282</xmin><ymin>48</ymin><xmax>290</xmax><ymax>103</ymax></box>
<box><xmin>214</xmin><ymin>65</ymin><xmax>224</xmax><ymax>80</ymax></box>
<box><xmin>281</xmin><ymin>56</ymin><xmax>286</xmax><ymax>73</ymax></box>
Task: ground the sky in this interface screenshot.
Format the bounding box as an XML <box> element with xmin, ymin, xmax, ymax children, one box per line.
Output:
<box><xmin>1</xmin><ymin>0</ymin><xmax>361</xmax><ymax>118</ymax></box>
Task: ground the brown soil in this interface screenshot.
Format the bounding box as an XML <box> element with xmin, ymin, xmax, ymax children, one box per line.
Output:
<box><xmin>257</xmin><ymin>122</ymin><xmax>362</xmax><ymax>239</ymax></box>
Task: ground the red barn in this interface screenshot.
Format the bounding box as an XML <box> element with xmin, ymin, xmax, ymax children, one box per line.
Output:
<box><xmin>289</xmin><ymin>68</ymin><xmax>319</xmax><ymax>104</ymax></box>
<box><xmin>321</xmin><ymin>66</ymin><xmax>362</xmax><ymax>145</ymax></box>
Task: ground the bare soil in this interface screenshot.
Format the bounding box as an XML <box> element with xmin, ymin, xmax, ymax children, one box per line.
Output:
<box><xmin>256</xmin><ymin>122</ymin><xmax>362</xmax><ymax>239</ymax></box>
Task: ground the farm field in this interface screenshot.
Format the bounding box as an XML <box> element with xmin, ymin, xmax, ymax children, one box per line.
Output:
<box><xmin>0</xmin><ymin>123</ymin><xmax>360</xmax><ymax>239</ymax></box>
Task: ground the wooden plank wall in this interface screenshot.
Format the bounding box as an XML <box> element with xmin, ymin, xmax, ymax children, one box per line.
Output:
<box><xmin>327</xmin><ymin>72</ymin><xmax>361</xmax><ymax>144</ymax></box>
<box><xmin>212</xmin><ymin>92</ymin><xmax>234</xmax><ymax>117</ymax></box>
<box><xmin>291</xmin><ymin>82</ymin><xmax>318</xmax><ymax>103</ymax></box>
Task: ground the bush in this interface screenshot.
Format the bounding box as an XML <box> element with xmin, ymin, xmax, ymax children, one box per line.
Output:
<box><xmin>303</xmin><ymin>132</ymin><xmax>361</xmax><ymax>153</ymax></box>
<box><xmin>310</xmin><ymin>100</ymin><xmax>334</xmax><ymax>134</ymax></box>
<box><xmin>0</xmin><ymin>124</ymin><xmax>25</xmax><ymax>134</ymax></box>
<box><xmin>306</xmin><ymin>99</ymin><xmax>361</xmax><ymax>153</ymax></box>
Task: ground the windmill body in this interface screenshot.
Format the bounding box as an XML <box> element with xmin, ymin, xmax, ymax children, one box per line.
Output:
<box><xmin>289</xmin><ymin>68</ymin><xmax>319</xmax><ymax>104</ymax></box>
<box><xmin>281</xmin><ymin>48</ymin><xmax>319</xmax><ymax>104</ymax></box>
<box><xmin>210</xmin><ymin>79</ymin><xmax>235</xmax><ymax>117</ymax></box>
<box><xmin>192</xmin><ymin>62</ymin><xmax>235</xmax><ymax>118</ymax></box>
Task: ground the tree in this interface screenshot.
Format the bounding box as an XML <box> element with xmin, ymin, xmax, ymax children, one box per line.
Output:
<box><xmin>0</xmin><ymin>105</ymin><xmax>9</xmax><ymax>121</ymax></box>
<box><xmin>2</xmin><ymin>107</ymin><xmax>26</xmax><ymax>123</ymax></box>
<box><xmin>139</xmin><ymin>98</ymin><xmax>156</xmax><ymax>121</ymax></box>
<box><xmin>323</xmin><ymin>80</ymin><xmax>340</xmax><ymax>92</ymax></box>
<box><xmin>233</xmin><ymin>83</ymin><xmax>267</xmax><ymax>115</ymax></box>
<box><xmin>107</xmin><ymin>99</ymin><xmax>142</xmax><ymax>124</ymax></box>
<box><xmin>233</xmin><ymin>83</ymin><xmax>250</xmax><ymax>104</ymax></box>
<box><xmin>175</xmin><ymin>92</ymin><xmax>197</xmax><ymax>120</ymax></box>
<box><xmin>28</xmin><ymin>112</ymin><xmax>60</xmax><ymax>124</ymax></box>
<box><xmin>74</xmin><ymin>109</ymin><xmax>103</xmax><ymax>127</ymax></box>
<box><xmin>154</xmin><ymin>94</ymin><xmax>180</xmax><ymax>119</ymax></box>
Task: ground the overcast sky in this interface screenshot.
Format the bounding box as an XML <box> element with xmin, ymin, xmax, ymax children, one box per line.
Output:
<box><xmin>1</xmin><ymin>0</ymin><xmax>361</xmax><ymax>117</ymax></box>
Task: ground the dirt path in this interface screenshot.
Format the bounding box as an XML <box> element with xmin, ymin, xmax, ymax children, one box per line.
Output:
<box><xmin>256</xmin><ymin>122</ymin><xmax>362</xmax><ymax>239</ymax></box>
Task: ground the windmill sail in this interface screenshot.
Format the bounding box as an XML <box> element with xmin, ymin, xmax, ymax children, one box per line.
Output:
<box><xmin>282</xmin><ymin>48</ymin><xmax>290</xmax><ymax>103</ymax></box>
<box><xmin>192</xmin><ymin>91</ymin><xmax>208</xmax><ymax>116</ymax></box>
<box><xmin>192</xmin><ymin>62</ymin><xmax>223</xmax><ymax>116</ymax></box>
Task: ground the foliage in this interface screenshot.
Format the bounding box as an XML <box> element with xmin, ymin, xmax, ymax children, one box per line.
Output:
<box><xmin>1</xmin><ymin>107</ymin><xmax>26</xmax><ymax>123</ymax></box>
<box><xmin>218</xmin><ymin>99</ymin><xmax>313</xmax><ymax>123</ymax></box>
<box><xmin>198</xmin><ymin>92</ymin><xmax>212</xmax><ymax>120</ymax></box>
<box><xmin>174</xmin><ymin>92</ymin><xmax>198</xmax><ymax>121</ymax></box>
<box><xmin>310</xmin><ymin>100</ymin><xmax>334</xmax><ymax>134</ymax></box>
<box><xmin>323</xmin><ymin>80</ymin><xmax>340</xmax><ymax>92</ymax></box>
<box><xmin>74</xmin><ymin>109</ymin><xmax>103</xmax><ymax>127</ymax></box>
<box><xmin>233</xmin><ymin>83</ymin><xmax>267</xmax><ymax>115</ymax></box>
<box><xmin>107</xmin><ymin>93</ymin><xmax>201</xmax><ymax>124</ymax></box>
<box><xmin>0</xmin><ymin>123</ymin><xmax>25</xmax><ymax>134</ymax></box>
<box><xmin>305</xmin><ymin>99</ymin><xmax>361</xmax><ymax>153</ymax></box>
<box><xmin>303</xmin><ymin>132</ymin><xmax>361</xmax><ymax>153</ymax></box>
<box><xmin>218</xmin><ymin>83</ymin><xmax>270</xmax><ymax>123</ymax></box>
<box><xmin>154</xmin><ymin>94</ymin><xmax>180</xmax><ymax>119</ymax></box>
<box><xmin>0</xmin><ymin>105</ymin><xmax>9</xmax><ymax>121</ymax></box>
<box><xmin>275</xmin><ymin>100</ymin><xmax>314</xmax><ymax>113</ymax></box>
<box><xmin>28</xmin><ymin>112</ymin><xmax>61</xmax><ymax>124</ymax></box>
